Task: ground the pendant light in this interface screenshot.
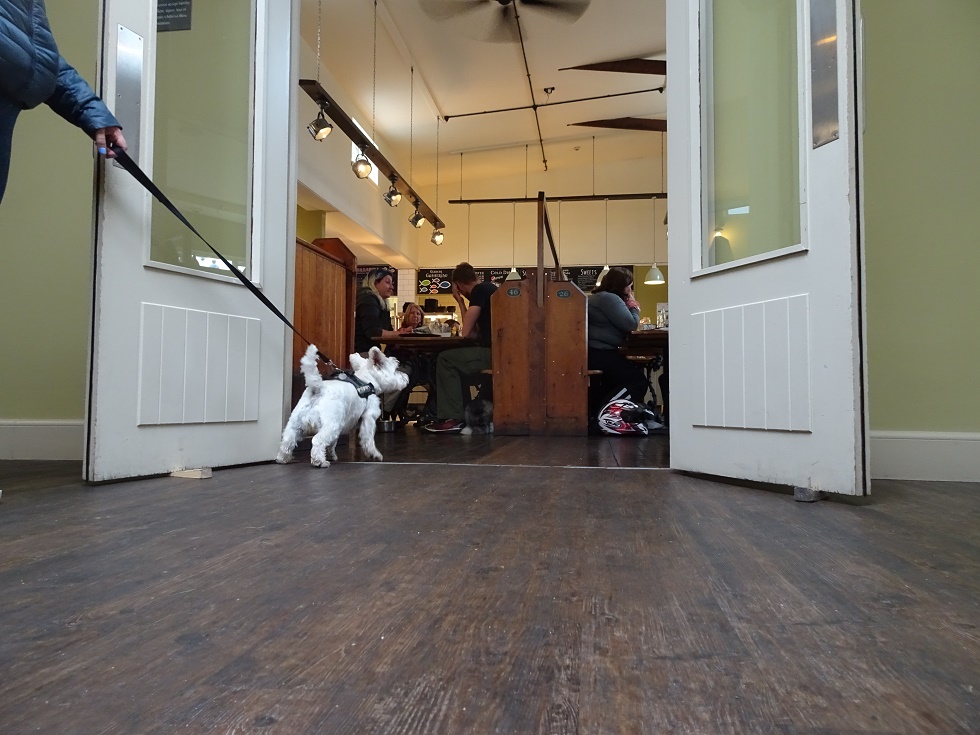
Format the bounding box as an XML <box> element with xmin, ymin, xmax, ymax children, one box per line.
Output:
<box><xmin>505</xmin><ymin>202</ymin><xmax>521</xmax><ymax>280</ymax></box>
<box><xmin>644</xmin><ymin>132</ymin><xmax>667</xmax><ymax>285</ymax></box>
<box><xmin>593</xmin><ymin>137</ymin><xmax>610</xmax><ymax>286</ymax></box>
<box><xmin>430</xmin><ymin>116</ymin><xmax>444</xmax><ymax>245</ymax></box>
<box><xmin>506</xmin><ymin>145</ymin><xmax>529</xmax><ymax>280</ymax></box>
<box><xmin>643</xmin><ymin>202</ymin><xmax>665</xmax><ymax>284</ymax></box>
<box><xmin>407</xmin><ymin>67</ymin><xmax>420</xmax><ymax>228</ymax></box>
<box><xmin>597</xmin><ymin>198</ymin><xmax>610</xmax><ymax>285</ymax></box>
<box><xmin>307</xmin><ymin>0</ymin><xmax>333</xmax><ymax>140</ymax></box>
<box><xmin>353</xmin><ymin>1</ymin><xmax>379</xmax><ymax>180</ymax></box>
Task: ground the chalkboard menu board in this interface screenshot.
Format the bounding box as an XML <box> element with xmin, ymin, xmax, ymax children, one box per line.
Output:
<box><xmin>417</xmin><ymin>268</ymin><xmax>454</xmax><ymax>295</ymax></box>
<box><xmin>417</xmin><ymin>265</ymin><xmax>633</xmax><ymax>295</ymax></box>
<box><xmin>357</xmin><ymin>264</ymin><xmax>397</xmax><ymax>296</ymax></box>
<box><xmin>561</xmin><ymin>265</ymin><xmax>635</xmax><ymax>293</ymax></box>
<box><xmin>158</xmin><ymin>0</ymin><xmax>192</xmax><ymax>32</ymax></box>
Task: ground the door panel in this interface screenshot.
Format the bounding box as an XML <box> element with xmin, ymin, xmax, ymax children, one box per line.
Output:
<box><xmin>85</xmin><ymin>0</ymin><xmax>295</xmax><ymax>481</ymax></box>
<box><xmin>667</xmin><ymin>0</ymin><xmax>868</xmax><ymax>495</ymax></box>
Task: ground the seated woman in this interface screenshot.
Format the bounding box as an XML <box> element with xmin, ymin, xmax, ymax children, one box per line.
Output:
<box><xmin>587</xmin><ymin>267</ymin><xmax>649</xmax><ymax>411</ymax></box>
<box><xmin>384</xmin><ymin>301</ymin><xmax>438</xmax><ymax>426</ymax></box>
<box><xmin>354</xmin><ymin>269</ymin><xmax>409</xmax><ymax>354</ymax></box>
<box><xmin>401</xmin><ymin>302</ymin><xmax>431</xmax><ymax>334</ymax></box>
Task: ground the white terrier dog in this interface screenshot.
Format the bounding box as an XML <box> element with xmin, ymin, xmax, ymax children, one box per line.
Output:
<box><xmin>276</xmin><ymin>344</ymin><xmax>409</xmax><ymax>467</ymax></box>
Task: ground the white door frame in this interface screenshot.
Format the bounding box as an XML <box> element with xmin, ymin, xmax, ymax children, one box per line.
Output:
<box><xmin>666</xmin><ymin>0</ymin><xmax>870</xmax><ymax>496</ymax></box>
<box><xmin>85</xmin><ymin>0</ymin><xmax>298</xmax><ymax>481</ymax></box>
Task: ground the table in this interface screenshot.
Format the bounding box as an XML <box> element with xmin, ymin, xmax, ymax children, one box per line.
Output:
<box><xmin>374</xmin><ymin>335</ymin><xmax>477</xmax><ymax>353</ymax></box>
<box><xmin>621</xmin><ymin>329</ymin><xmax>669</xmax><ymax>425</ymax></box>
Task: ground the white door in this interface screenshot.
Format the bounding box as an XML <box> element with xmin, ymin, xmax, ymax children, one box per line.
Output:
<box><xmin>86</xmin><ymin>0</ymin><xmax>297</xmax><ymax>481</ymax></box>
<box><xmin>667</xmin><ymin>0</ymin><xmax>869</xmax><ymax>496</ymax></box>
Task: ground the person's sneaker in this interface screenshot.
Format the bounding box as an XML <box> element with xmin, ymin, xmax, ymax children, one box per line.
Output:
<box><xmin>424</xmin><ymin>419</ymin><xmax>465</xmax><ymax>433</ymax></box>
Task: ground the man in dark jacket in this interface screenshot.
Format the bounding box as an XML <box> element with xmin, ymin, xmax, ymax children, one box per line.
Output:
<box><xmin>0</xmin><ymin>0</ymin><xmax>127</xmax><ymax>203</ymax></box>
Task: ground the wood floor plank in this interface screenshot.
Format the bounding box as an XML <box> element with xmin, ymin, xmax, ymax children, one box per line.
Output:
<box><xmin>0</xmin><ymin>460</ymin><xmax>977</xmax><ymax>734</ymax></box>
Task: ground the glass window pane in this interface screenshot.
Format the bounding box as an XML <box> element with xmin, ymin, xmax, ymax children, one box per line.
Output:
<box><xmin>704</xmin><ymin>0</ymin><xmax>801</xmax><ymax>267</ymax></box>
<box><xmin>150</xmin><ymin>1</ymin><xmax>253</xmax><ymax>275</ymax></box>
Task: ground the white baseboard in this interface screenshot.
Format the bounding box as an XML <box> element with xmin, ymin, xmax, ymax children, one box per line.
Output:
<box><xmin>0</xmin><ymin>420</ymin><xmax>84</xmax><ymax>460</ymax></box>
<box><xmin>870</xmin><ymin>431</ymin><xmax>980</xmax><ymax>482</ymax></box>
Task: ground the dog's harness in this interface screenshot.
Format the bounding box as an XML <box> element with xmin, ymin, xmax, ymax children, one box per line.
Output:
<box><xmin>321</xmin><ymin>360</ymin><xmax>376</xmax><ymax>398</ymax></box>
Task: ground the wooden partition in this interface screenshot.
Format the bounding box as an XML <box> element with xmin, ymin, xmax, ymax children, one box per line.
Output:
<box><xmin>543</xmin><ymin>280</ymin><xmax>588</xmax><ymax>434</ymax></box>
<box><xmin>491</xmin><ymin>195</ymin><xmax>590</xmax><ymax>436</ymax></box>
<box><xmin>491</xmin><ymin>273</ymin><xmax>541</xmax><ymax>436</ymax></box>
<box><xmin>293</xmin><ymin>237</ymin><xmax>356</xmax><ymax>372</ymax></box>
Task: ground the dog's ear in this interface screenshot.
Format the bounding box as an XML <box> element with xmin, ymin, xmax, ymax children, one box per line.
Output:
<box><xmin>368</xmin><ymin>346</ymin><xmax>385</xmax><ymax>367</ymax></box>
<box><xmin>349</xmin><ymin>352</ymin><xmax>365</xmax><ymax>370</ymax></box>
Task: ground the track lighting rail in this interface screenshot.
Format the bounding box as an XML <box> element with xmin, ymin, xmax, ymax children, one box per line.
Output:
<box><xmin>448</xmin><ymin>192</ymin><xmax>666</xmax><ymax>205</ymax></box>
<box><xmin>299</xmin><ymin>79</ymin><xmax>445</xmax><ymax>229</ymax></box>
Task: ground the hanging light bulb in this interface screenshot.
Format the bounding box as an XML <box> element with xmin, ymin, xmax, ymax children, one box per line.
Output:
<box><xmin>307</xmin><ymin>107</ymin><xmax>332</xmax><ymax>141</ymax></box>
<box><xmin>352</xmin><ymin>150</ymin><xmax>372</xmax><ymax>179</ymax></box>
<box><xmin>409</xmin><ymin>209</ymin><xmax>425</xmax><ymax>228</ymax></box>
<box><xmin>430</xmin><ymin>229</ymin><xmax>444</xmax><ymax>245</ymax></box>
<box><xmin>504</xmin><ymin>267</ymin><xmax>521</xmax><ymax>281</ymax></box>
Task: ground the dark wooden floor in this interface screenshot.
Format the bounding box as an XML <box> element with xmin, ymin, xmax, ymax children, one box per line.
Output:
<box><xmin>363</xmin><ymin>424</ymin><xmax>671</xmax><ymax>469</ymax></box>
<box><xmin>0</xmin><ymin>456</ymin><xmax>977</xmax><ymax>735</ymax></box>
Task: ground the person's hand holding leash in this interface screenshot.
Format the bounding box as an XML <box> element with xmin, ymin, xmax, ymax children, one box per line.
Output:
<box><xmin>95</xmin><ymin>127</ymin><xmax>127</xmax><ymax>158</ymax></box>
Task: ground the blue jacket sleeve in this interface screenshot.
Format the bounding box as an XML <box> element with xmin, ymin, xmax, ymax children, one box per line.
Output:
<box><xmin>45</xmin><ymin>56</ymin><xmax>120</xmax><ymax>134</ymax></box>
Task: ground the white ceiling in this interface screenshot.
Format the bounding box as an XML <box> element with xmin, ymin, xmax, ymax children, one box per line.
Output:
<box><xmin>301</xmin><ymin>0</ymin><xmax>667</xmax><ymax>186</ymax></box>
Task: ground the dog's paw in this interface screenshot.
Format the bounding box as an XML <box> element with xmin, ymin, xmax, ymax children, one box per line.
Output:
<box><xmin>275</xmin><ymin>452</ymin><xmax>293</xmax><ymax>464</ymax></box>
<box><xmin>460</xmin><ymin>426</ymin><xmax>473</xmax><ymax>435</ymax></box>
<box><xmin>366</xmin><ymin>450</ymin><xmax>383</xmax><ymax>462</ymax></box>
<box><xmin>310</xmin><ymin>456</ymin><xmax>332</xmax><ymax>468</ymax></box>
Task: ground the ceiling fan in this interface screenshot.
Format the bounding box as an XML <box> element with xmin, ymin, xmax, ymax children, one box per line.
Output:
<box><xmin>419</xmin><ymin>0</ymin><xmax>591</xmax><ymax>43</ymax></box>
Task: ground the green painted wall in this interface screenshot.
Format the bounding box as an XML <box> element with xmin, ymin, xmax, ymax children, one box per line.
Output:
<box><xmin>0</xmin><ymin>0</ymin><xmax>100</xmax><ymax>420</ymax></box>
<box><xmin>296</xmin><ymin>207</ymin><xmax>324</xmax><ymax>243</ymax></box>
<box><xmin>863</xmin><ymin>0</ymin><xmax>980</xmax><ymax>431</ymax></box>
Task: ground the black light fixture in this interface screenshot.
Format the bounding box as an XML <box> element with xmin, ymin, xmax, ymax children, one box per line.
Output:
<box><xmin>430</xmin><ymin>116</ymin><xmax>444</xmax><ymax>245</ymax></box>
<box><xmin>409</xmin><ymin>207</ymin><xmax>425</xmax><ymax>228</ymax></box>
<box><xmin>383</xmin><ymin>176</ymin><xmax>402</xmax><ymax>207</ymax></box>
<box><xmin>352</xmin><ymin>150</ymin><xmax>372</xmax><ymax>179</ymax></box>
<box><xmin>308</xmin><ymin>1</ymin><xmax>332</xmax><ymax>141</ymax></box>
<box><xmin>307</xmin><ymin>104</ymin><xmax>333</xmax><ymax>141</ymax></box>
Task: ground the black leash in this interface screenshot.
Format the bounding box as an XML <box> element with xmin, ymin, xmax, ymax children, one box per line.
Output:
<box><xmin>109</xmin><ymin>147</ymin><xmax>375</xmax><ymax>398</ymax></box>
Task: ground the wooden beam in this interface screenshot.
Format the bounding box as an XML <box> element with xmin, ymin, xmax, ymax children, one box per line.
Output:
<box><xmin>298</xmin><ymin>79</ymin><xmax>445</xmax><ymax>229</ymax></box>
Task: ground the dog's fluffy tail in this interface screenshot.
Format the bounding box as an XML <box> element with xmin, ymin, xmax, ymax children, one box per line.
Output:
<box><xmin>301</xmin><ymin>344</ymin><xmax>324</xmax><ymax>390</ymax></box>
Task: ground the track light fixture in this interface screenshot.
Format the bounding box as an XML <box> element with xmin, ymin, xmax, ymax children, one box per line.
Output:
<box><xmin>352</xmin><ymin>150</ymin><xmax>372</xmax><ymax>179</ymax></box>
<box><xmin>307</xmin><ymin>106</ymin><xmax>333</xmax><ymax>141</ymax></box>
<box><xmin>430</xmin><ymin>229</ymin><xmax>444</xmax><ymax>245</ymax></box>
<box><xmin>409</xmin><ymin>209</ymin><xmax>425</xmax><ymax>228</ymax></box>
<box><xmin>383</xmin><ymin>178</ymin><xmax>402</xmax><ymax>207</ymax></box>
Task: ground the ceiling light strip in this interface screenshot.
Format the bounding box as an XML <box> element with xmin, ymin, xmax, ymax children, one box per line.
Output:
<box><xmin>298</xmin><ymin>79</ymin><xmax>445</xmax><ymax>229</ymax></box>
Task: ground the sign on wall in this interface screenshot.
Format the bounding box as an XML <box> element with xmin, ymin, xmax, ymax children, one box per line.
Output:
<box><xmin>158</xmin><ymin>0</ymin><xmax>192</xmax><ymax>32</ymax></box>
